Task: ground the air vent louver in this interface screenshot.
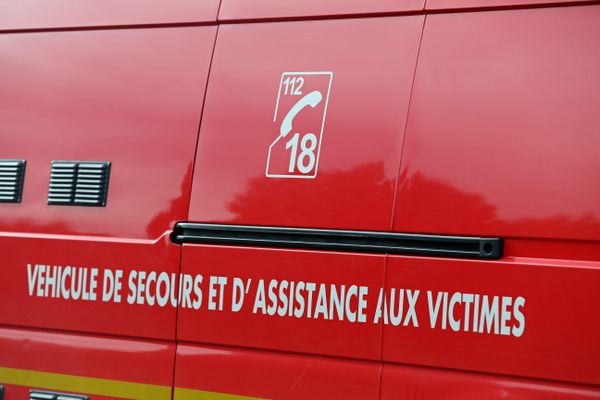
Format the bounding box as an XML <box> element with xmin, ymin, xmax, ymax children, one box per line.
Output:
<box><xmin>0</xmin><ymin>159</ymin><xmax>26</xmax><ymax>203</ymax></box>
<box><xmin>30</xmin><ymin>390</ymin><xmax>88</xmax><ymax>400</ymax></box>
<box><xmin>48</xmin><ymin>161</ymin><xmax>110</xmax><ymax>206</ymax></box>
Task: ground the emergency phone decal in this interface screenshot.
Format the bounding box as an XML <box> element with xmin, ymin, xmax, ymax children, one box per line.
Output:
<box><xmin>266</xmin><ymin>71</ymin><xmax>333</xmax><ymax>179</ymax></box>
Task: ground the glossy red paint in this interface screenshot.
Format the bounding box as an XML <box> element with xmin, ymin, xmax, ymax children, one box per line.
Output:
<box><xmin>178</xmin><ymin>245</ymin><xmax>384</xmax><ymax>360</ymax></box>
<box><xmin>0</xmin><ymin>1</ymin><xmax>219</xmax><ymax>31</ymax></box>
<box><xmin>0</xmin><ymin>326</ymin><xmax>174</xmax><ymax>400</ymax></box>
<box><xmin>175</xmin><ymin>344</ymin><xmax>380</xmax><ymax>399</ymax></box>
<box><xmin>394</xmin><ymin>6</ymin><xmax>600</xmax><ymax>242</ymax></box>
<box><xmin>0</xmin><ymin>25</ymin><xmax>218</xmax><ymax>400</ymax></box>
<box><xmin>0</xmin><ymin>27</ymin><xmax>215</xmax><ymax>239</ymax></box>
<box><xmin>218</xmin><ymin>0</ymin><xmax>424</xmax><ymax>21</ymax></box>
<box><xmin>425</xmin><ymin>0</ymin><xmax>597</xmax><ymax>10</ymax></box>
<box><xmin>382</xmin><ymin>255</ymin><xmax>600</xmax><ymax>385</ymax></box>
<box><xmin>387</xmin><ymin>10</ymin><xmax>600</xmax><ymax>392</ymax></box>
<box><xmin>188</xmin><ymin>16</ymin><xmax>423</xmax><ymax>231</ymax></box>
<box><xmin>0</xmin><ymin>233</ymin><xmax>179</xmax><ymax>340</ymax></box>
<box><xmin>504</xmin><ymin>238</ymin><xmax>600</xmax><ymax>262</ymax></box>
<box><xmin>0</xmin><ymin>2</ymin><xmax>599</xmax><ymax>399</ymax></box>
<box><xmin>381</xmin><ymin>364</ymin><xmax>600</xmax><ymax>400</ymax></box>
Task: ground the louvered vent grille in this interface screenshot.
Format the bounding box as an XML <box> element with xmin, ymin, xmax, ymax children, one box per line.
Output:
<box><xmin>30</xmin><ymin>390</ymin><xmax>88</xmax><ymax>400</ymax></box>
<box><xmin>48</xmin><ymin>161</ymin><xmax>77</xmax><ymax>204</ymax></box>
<box><xmin>0</xmin><ymin>159</ymin><xmax>26</xmax><ymax>203</ymax></box>
<box><xmin>48</xmin><ymin>161</ymin><xmax>110</xmax><ymax>206</ymax></box>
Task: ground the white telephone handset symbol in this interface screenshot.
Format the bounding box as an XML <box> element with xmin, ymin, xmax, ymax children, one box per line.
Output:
<box><xmin>279</xmin><ymin>90</ymin><xmax>323</xmax><ymax>137</ymax></box>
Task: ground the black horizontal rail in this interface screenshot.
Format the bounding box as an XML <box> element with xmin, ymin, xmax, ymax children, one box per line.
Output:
<box><xmin>172</xmin><ymin>223</ymin><xmax>503</xmax><ymax>260</ymax></box>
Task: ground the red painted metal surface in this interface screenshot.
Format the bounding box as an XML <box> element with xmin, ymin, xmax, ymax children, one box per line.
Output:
<box><xmin>188</xmin><ymin>16</ymin><xmax>424</xmax><ymax>231</ymax></box>
<box><xmin>0</xmin><ymin>27</ymin><xmax>215</xmax><ymax>239</ymax></box>
<box><xmin>426</xmin><ymin>0</ymin><xmax>597</xmax><ymax>10</ymax></box>
<box><xmin>504</xmin><ymin>238</ymin><xmax>600</xmax><ymax>262</ymax></box>
<box><xmin>0</xmin><ymin>25</ymin><xmax>216</xmax><ymax>345</ymax></box>
<box><xmin>385</xmin><ymin>7</ymin><xmax>600</xmax><ymax>392</ymax></box>
<box><xmin>0</xmin><ymin>1</ymin><xmax>219</xmax><ymax>31</ymax></box>
<box><xmin>218</xmin><ymin>0</ymin><xmax>424</xmax><ymax>21</ymax></box>
<box><xmin>0</xmin><ymin>326</ymin><xmax>174</xmax><ymax>400</ymax></box>
<box><xmin>382</xmin><ymin>256</ymin><xmax>600</xmax><ymax>385</ymax></box>
<box><xmin>178</xmin><ymin>245</ymin><xmax>384</xmax><ymax>360</ymax></box>
<box><xmin>394</xmin><ymin>6</ymin><xmax>600</xmax><ymax>242</ymax></box>
<box><xmin>175</xmin><ymin>344</ymin><xmax>380</xmax><ymax>399</ymax></box>
<box><xmin>0</xmin><ymin>233</ymin><xmax>179</xmax><ymax>340</ymax></box>
<box><xmin>0</xmin><ymin>2</ymin><xmax>599</xmax><ymax>399</ymax></box>
<box><xmin>0</xmin><ymin>24</ymin><xmax>216</xmax><ymax>391</ymax></box>
<box><xmin>0</xmin><ymin>327</ymin><xmax>173</xmax><ymax>384</ymax></box>
<box><xmin>381</xmin><ymin>364</ymin><xmax>600</xmax><ymax>399</ymax></box>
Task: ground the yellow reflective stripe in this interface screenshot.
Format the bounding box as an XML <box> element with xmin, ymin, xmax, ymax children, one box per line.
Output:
<box><xmin>174</xmin><ymin>387</ymin><xmax>265</xmax><ymax>400</ymax></box>
<box><xmin>0</xmin><ymin>366</ymin><xmax>171</xmax><ymax>400</ymax></box>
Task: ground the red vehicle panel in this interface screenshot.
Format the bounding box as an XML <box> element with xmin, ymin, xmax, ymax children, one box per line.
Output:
<box><xmin>188</xmin><ymin>16</ymin><xmax>424</xmax><ymax>231</ymax></box>
<box><xmin>0</xmin><ymin>24</ymin><xmax>216</xmax><ymax>399</ymax></box>
<box><xmin>219</xmin><ymin>0</ymin><xmax>424</xmax><ymax>21</ymax></box>
<box><xmin>0</xmin><ymin>233</ymin><xmax>179</xmax><ymax>340</ymax></box>
<box><xmin>175</xmin><ymin>344</ymin><xmax>379</xmax><ymax>399</ymax></box>
<box><xmin>0</xmin><ymin>26</ymin><xmax>216</xmax><ymax>340</ymax></box>
<box><xmin>393</xmin><ymin>5</ymin><xmax>600</xmax><ymax>242</ymax></box>
<box><xmin>381</xmin><ymin>364</ymin><xmax>600</xmax><ymax>400</ymax></box>
<box><xmin>0</xmin><ymin>327</ymin><xmax>173</xmax><ymax>400</ymax></box>
<box><xmin>382</xmin><ymin>256</ymin><xmax>600</xmax><ymax>385</ymax></box>
<box><xmin>425</xmin><ymin>0</ymin><xmax>597</xmax><ymax>10</ymax></box>
<box><xmin>382</xmin><ymin>7</ymin><xmax>600</xmax><ymax>395</ymax></box>
<box><xmin>0</xmin><ymin>27</ymin><xmax>215</xmax><ymax>239</ymax></box>
<box><xmin>0</xmin><ymin>0</ymin><xmax>219</xmax><ymax>31</ymax></box>
<box><xmin>178</xmin><ymin>245</ymin><xmax>384</xmax><ymax>360</ymax></box>
<box><xmin>1</xmin><ymin>2</ymin><xmax>599</xmax><ymax>399</ymax></box>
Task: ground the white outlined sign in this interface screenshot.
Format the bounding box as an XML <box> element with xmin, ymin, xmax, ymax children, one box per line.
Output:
<box><xmin>266</xmin><ymin>71</ymin><xmax>333</xmax><ymax>179</ymax></box>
